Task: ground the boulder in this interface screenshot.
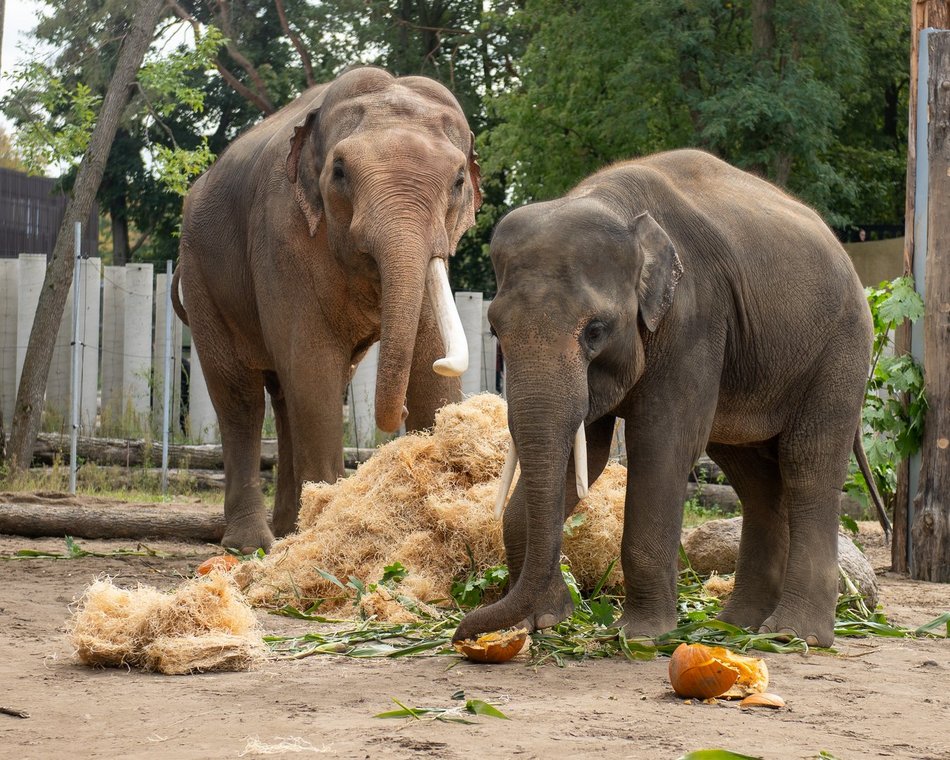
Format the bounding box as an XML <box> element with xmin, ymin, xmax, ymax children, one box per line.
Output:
<box><xmin>683</xmin><ymin>516</ymin><xmax>878</xmax><ymax>608</ymax></box>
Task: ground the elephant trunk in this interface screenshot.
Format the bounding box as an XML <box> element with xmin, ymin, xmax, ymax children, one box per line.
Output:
<box><xmin>475</xmin><ymin>361</ymin><xmax>586</xmax><ymax>633</ymax></box>
<box><xmin>373</xmin><ymin>242</ymin><xmax>467</xmax><ymax>433</ymax></box>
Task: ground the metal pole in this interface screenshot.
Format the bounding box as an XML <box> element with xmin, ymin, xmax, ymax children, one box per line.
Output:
<box><xmin>68</xmin><ymin>222</ymin><xmax>82</xmax><ymax>494</ymax></box>
<box><xmin>161</xmin><ymin>259</ymin><xmax>174</xmax><ymax>495</ymax></box>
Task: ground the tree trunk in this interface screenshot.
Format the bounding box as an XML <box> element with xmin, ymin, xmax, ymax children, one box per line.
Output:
<box><xmin>6</xmin><ymin>0</ymin><xmax>165</xmax><ymax>473</ymax></box>
<box><xmin>911</xmin><ymin>29</ymin><xmax>950</xmax><ymax>582</ymax></box>
<box><xmin>0</xmin><ymin>501</ymin><xmax>224</xmax><ymax>542</ymax></box>
<box><xmin>110</xmin><ymin>196</ymin><xmax>130</xmax><ymax>266</ymax></box>
<box><xmin>894</xmin><ymin>1</ymin><xmax>950</xmax><ymax>572</ymax></box>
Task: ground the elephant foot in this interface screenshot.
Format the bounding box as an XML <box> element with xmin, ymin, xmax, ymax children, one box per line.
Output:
<box><xmin>271</xmin><ymin>509</ymin><xmax>298</xmax><ymax>539</ymax></box>
<box><xmin>222</xmin><ymin>516</ymin><xmax>275</xmax><ymax>555</ymax></box>
<box><xmin>616</xmin><ymin>609</ymin><xmax>677</xmax><ymax>642</ymax></box>
<box><xmin>759</xmin><ymin>606</ymin><xmax>834</xmax><ymax>648</ymax></box>
<box><xmin>717</xmin><ymin>597</ymin><xmax>777</xmax><ymax>632</ymax></box>
<box><xmin>452</xmin><ymin>578</ymin><xmax>574</xmax><ymax>643</ymax></box>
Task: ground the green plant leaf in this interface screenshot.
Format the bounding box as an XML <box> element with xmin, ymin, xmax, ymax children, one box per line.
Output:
<box><xmin>465</xmin><ymin>699</ymin><xmax>510</xmax><ymax>720</ymax></box>
<box><xmin>677</xmin><ymin>751</ymin><xmax>763</xmax><ymax>760</ymax></box>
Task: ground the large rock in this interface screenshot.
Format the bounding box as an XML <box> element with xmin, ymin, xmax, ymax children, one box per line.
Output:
<box><xmin>682</xmin><ymin>516</ymin><xmax>878</xmax><ymax>608</ymax></box>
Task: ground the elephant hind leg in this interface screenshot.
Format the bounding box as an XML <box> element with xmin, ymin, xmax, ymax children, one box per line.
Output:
<box><xmin>265</xmin><ymin>372</ymin><xmax>298</xmax><ymax>538</ymax></box>
<box><xmin>189</xmin><ymin>310</ymin><xmax>271</xmax><ymax>552</ymax></box>
<box><xmin>707</xmin><ymin>441</ymin><xmax>788</xmax><ymax>630</ymax></box>
<box><xmin>760</xmin><ymin>375</ymin><xmax>863</xmax><ymax>647</ymax></box>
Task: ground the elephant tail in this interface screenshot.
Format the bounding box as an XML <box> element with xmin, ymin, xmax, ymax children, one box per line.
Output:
<box><xmin>853</xmin><ymin>429</ymin><xmax>891</xmax><ymax>538</ymax></box>
<box><xmin>171</xmin><ymin>265</ymin><xmax>189</xmax><ymax>327</ymax></box>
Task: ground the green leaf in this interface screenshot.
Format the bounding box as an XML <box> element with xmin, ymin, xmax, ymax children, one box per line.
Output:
<box><xmin>839</xmin><ymin>514</ymin><xmax>859</xmax><ymax>535</ymax></box>
<box><xmin>677</xmin><ymin>751</ymin><xmax>763</xmax><ymax>760</ymax></box>
<box><xmin>315</xmin><ymin>568</ymin><xmax>346</xmax><ymax>589</ymax></box>
<box><xmin>465</xmin><ymin>699</ymin><xmax>510</xmax><ymax>720</ymax></box>
<box><xmin>381</xmin><ymin>561</ymin><xmax>408</xmax><ymax>584</ymax></box>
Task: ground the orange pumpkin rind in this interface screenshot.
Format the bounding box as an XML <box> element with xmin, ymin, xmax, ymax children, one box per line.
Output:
<box><xmin>454</xmin><ymin>628</ymin><xmax>529</xmax><ymax>663</ymax></box>
<box><xmin>669</xmin><ymin>642</ymin><xmax>770</xmax><ymax>699</ymax></box>
<box><xmin>196</xmin><ymin>554</ymin><xmax>240</xmax><ymax>576</ymax></box>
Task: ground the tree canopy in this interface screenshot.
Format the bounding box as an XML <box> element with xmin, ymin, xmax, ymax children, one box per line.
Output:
<box><xmin>2</xmin><ymin>0</ymin><xmax>909</xmax><ymax>290</ymax></box>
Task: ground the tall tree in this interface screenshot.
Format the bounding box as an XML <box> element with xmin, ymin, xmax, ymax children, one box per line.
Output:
<box><xmin>6</xmin><ymin>0</ymin><xmax>166</xmax><ymax>471</ymax></box>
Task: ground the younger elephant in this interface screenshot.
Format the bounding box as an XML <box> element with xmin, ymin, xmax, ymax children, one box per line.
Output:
<box><xmin>174</xmin><ymin>68</ymin><xmax>480</xmax><ymax>553</ymax></box>
<box><xmin>455</xmin><ymin>149</ymin><xmax>875</xmax><ymax>647</ymax></box>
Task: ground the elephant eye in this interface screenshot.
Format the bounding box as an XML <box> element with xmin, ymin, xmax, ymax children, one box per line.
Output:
<box><xmin>332</xmin><ymin>159</ymin><xmax>345</xmax><ymax>181</ymax></box>
<box><xmin>582</xmin><ymin>320</ymin><xmax>609</xmax><ymax>350</ymax></box>
<box><xmin>453</xmin><ymin>171</ymin><xmax>465</xmax><ymax>191</ymax></box>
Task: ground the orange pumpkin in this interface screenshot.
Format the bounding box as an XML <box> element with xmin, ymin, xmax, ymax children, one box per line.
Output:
<box><xmin>196</xmin><ymin>554</ymin><xmax>240</xmax><ymax>575</ymax></box>
<box><xmin>454</xmin><ymin>628</ymin><xmax>529</xmax><ymax>663</ymax></box>
<box><xmin>669</xmin><ymin>643</ymin><xmax>769</xmax><ymax>699</ymax></box>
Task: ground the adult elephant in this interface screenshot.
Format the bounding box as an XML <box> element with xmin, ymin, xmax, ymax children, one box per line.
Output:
<box><xmin>173</xmin><ymin>67</ymin><xmax>479</xmax><ymax>553</ymax></box>
<box><xmin>454</xmin><ymin>149</ymin><xmax>882</xmax><ymax>648</ymax></box>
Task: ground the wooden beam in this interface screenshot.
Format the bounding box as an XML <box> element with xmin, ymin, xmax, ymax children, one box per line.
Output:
<box><xmin>911</xmin><ymin>29</ymin><xmax>950</xmax><ymax>581</ymax></box>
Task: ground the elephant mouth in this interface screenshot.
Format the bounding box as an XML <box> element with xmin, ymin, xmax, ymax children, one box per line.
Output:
<box><xmin>494</xmin><ymin>423</ymin><xmax>589</xmax><ymax>518</ymax></box>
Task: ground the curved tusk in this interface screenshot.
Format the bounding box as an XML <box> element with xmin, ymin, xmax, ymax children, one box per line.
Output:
<box><xmin>494</xmin><ymin>437</ymin><xmax>518</xmax><ymax>519</ymax></box>
<box><xmin>426</xmin><ymin>258</ymin><xmax>469</xmax><ymax>377</ymax></box>
<box><xmin>574</xmin><ymin>423</ymin><xmax>588</xmax><ymax>499</ymax></box>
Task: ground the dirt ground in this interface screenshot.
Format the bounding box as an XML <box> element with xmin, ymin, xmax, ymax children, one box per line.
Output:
<box><xmin>0</xmin><ymin>500</ymin><xmax>948</xmax><ymax>760</ymax></box>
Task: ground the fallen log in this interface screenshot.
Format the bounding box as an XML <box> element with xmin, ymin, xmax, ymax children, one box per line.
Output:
<box><xmin>0</xmin><ymin>501</ymin><xmax>226</xmax><ymax>543</ymax></box>
<box><xmin>28</xmin><ymin>433</ymin><xmax>375</xmax><ymax>471</ymax></box>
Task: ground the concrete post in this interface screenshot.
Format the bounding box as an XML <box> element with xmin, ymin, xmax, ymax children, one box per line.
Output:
<box><xmin>79</xmin><ymin>258</ymin><xmax>101</xmax><ymax>432</ymax></box>
<box><xmin>15</xmin><ymin>254</ymin><xmax>46</xmax><ymax>393</ymax></box>
<box><xmin>455</xmin><ymin>291</ymin><xmax>483</xmax><ymax>397</ymax></box>
<box><xmin>123</xmin><ymin>263</ymin><xmax>153</xmax><ymax>432</ymax></box>
<box><xmin>349</xmin><ymin>342</ymin><xmax>379</xmax><ymax>449</ymax></box>
<box><xmin>0</xmin><ymin>259</ymin><xmax>18</xmax><ymax>426</ymax></box>
<box><xmin>187</xmin><ymin>341</ymin><xmax>219</xmax><ymax>443</ymax></box>
<box><xmin>481</xmin><ymin>299</ymin><xmax>497</xmax><ymax>393</ymax></box>
<box><xmin>99</xmin><ymin>266</ymin><xmax>126</xmax><ymax>433</ymax></box>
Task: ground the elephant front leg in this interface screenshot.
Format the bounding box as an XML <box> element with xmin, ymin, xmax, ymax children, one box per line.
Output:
<box><xmin>617</xmin><ymin>413</ymin><xmax>709</xmax><ymax>640</ymax></box>
<box><xmin>281</xmin><ymin>356</ymin><xmax>348</xmax><ymax>523</ymax></box>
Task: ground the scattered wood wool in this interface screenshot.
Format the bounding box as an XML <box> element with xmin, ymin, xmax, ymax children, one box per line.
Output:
<box><xmin>237</xmin><ymin>394</ymin><xmax>629</xmax><ymax>618</ymax></box>
<box><xmin>69</xmin><ymin>571</ymin><xmax>265</xmax><ymax>674</ymax></box>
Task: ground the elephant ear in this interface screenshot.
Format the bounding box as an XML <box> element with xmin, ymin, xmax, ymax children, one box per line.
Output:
<box><xmin>468</xmin><ymin>131</ymin><xmax>482</xmax><ymax>213</ymax></box>
<box><xmin>285</xmin><ymin>107</ymin><xmax>323</xmax><ymax>237</ymax></box>
<box><xmin>631</xmin><ymin>212</ymin><xmax>684</xmax><ymax>332</ymax></box>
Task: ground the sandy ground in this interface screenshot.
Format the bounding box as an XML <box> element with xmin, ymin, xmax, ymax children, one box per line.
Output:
<box><xmin>0</xmin><ymin>505</ymin><xmax>948</xmax><ymax>760</ymax></box>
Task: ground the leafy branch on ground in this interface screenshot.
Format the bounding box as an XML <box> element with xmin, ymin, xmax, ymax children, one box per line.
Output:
<box><xmin>374</xmin><ymin>691</ymin><xmax>510</xmax><ymax>723</ymax></box>
<box><xmin>2</xmin><ymin>536</ymin><xmax>169</xmax><ymax>560</ymax></box>
<box><xmin>263</xmin><ymin>559</ymin><xmax>948</xmax><ymax>664</ymax></box>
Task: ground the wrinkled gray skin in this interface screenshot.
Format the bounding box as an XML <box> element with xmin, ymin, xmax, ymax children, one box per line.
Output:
<box><xmin>173</xmin><ymin>68</ymin><xmax>479</xmax><ymax>553</ymax></box>
<box><xmin>454</xmin><ymin>150</ymin><xmax>872</xmax><ymax>647</ymax></box>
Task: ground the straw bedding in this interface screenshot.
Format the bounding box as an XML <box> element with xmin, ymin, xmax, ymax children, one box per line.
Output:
<box><xmin>68</xmin><ymin>393</ymin><xmax>632</xmax><ymax>671</ymax></box>
<box><xmin>69</xmin><ymin>571</ymin><xmax>265</xmax><ymax>674</ymax></box>
<box><xmin>236</xmin><ymin>393</ymin><xmax>629</xmax><ymax>617</ymax></box>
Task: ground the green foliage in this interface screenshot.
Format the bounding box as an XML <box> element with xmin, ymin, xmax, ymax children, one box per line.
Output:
<box><xmin>487</xmin><ymin>0</ymin><xmax>907</xmax><ymax>228</ymax></box>
<box><xmin>5</xmin><ymin>62</ymin><xmax>100</xmax><ymax>170</ymax></box>
<box><xmin>846</xmin><ymin>277</ymin><xmax>926</xmax><ymax>509</ymax></box>
<box><xmin>451</xmin><ymin>564</ymin><xmax>509</xmax><ymax>608</ymax></box>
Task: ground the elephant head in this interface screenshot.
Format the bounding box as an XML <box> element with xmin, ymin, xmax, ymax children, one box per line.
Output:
<box><xmin>285</xmin><ymin>67</ymin><xmax>482</xmax><ymax>432</ymax></box>
<box><xmin>461</xmin><ymin>196</ymin><xmax>683</xmax><ymax>638</ymax></box>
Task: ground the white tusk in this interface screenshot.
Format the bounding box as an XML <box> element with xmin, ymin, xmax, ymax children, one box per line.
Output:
<box><xmin>425</xmin><ymin>258</ymin><xmax>469</xmax><ymax>377</ymax></box>
<box><xmin>494</xmin><ymin>437</ymin><xmax>518</xmax><ymax>519</ymax></box>
<box><xmin>574</xmin><ymin>423</ymin><xmax>588</xmax><ymax>499</ymax></box>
